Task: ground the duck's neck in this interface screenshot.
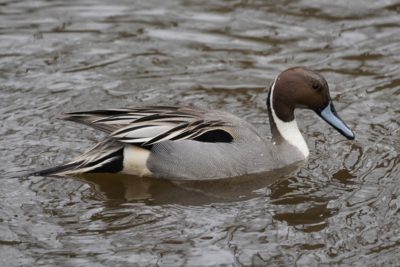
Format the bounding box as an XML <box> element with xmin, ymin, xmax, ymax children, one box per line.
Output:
<box><xmin>267</xmin><ymin>77</ymin><xmax>309</xmax><ymax>158</ymax></box>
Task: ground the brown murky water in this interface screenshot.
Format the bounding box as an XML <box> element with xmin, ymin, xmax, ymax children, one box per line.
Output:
<box><xmin>1</xmin><ymin>0</ymin><xmax>400</xmax><ymax>266</ymax></box>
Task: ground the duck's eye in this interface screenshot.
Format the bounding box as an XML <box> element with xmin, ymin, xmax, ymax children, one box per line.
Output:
<box><xmin>312</xmin><ymin>82</ymin><xmax>321</xmax><ymax>91</ymax></box>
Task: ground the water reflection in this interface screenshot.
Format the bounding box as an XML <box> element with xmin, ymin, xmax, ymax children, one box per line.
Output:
<box><xmin>80</xmin><ymin>164</ymin><xmax>300</xmax><ymax>205</ymax></box>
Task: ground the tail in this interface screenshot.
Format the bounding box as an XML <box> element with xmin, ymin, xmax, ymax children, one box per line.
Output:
<box><xmin>30</xmin><ymin>162</ymin><xmax>82</xmax><ymax>177</ymax></box>
<box><xmin>31</xmin><ymin>140</ymin><xmax>125</xmax><ymax>177</ymax></box>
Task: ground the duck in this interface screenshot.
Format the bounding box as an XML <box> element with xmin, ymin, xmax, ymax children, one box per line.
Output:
<box><xmin>32</xmin><ymin>67</ymin><xmax>355</xmax><ymax>180</ymax></box>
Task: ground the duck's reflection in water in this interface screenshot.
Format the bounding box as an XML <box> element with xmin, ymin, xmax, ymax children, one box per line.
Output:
<box><xmin>78</xmin><ymin>164</ymin><xmax>302</xmax><ymax>205</ymax></box>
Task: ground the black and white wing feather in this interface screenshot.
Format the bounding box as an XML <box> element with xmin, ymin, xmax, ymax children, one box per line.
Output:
<box><xmin>62</xmin><ymin>106</ymin><xmax>233</xmax><ymax>145</ymax></box>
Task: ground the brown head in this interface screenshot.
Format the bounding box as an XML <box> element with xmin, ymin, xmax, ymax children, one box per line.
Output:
<box><xmin>267</xmin><ymin>67</ymin><xmax>355</xmax><ymax>140</ymax></box>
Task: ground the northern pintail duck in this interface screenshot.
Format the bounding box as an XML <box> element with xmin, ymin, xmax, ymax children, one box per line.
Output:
<box><xmin>33</xmin><ymin>67</ymin><xmax>355</xmax><ymax>180</ymax></box>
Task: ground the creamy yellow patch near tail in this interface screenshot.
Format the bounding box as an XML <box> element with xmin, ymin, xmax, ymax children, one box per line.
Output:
<box><xmin>122</xmin><ymin>145</ymin><xmax>152</xmax><ymax>176</ymax></box>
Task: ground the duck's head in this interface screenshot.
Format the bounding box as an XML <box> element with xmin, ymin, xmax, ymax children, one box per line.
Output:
<box><xmin>269</xmin><ymin>67</ymin><xmax>355</xmax><ymax>140</ymax></box>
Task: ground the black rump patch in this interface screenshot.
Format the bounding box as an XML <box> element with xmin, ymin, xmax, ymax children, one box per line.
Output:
<box><xmin>193</xmin><ymin>129</ymin><xmax>233</xmax><ymax>143</ymax></box>
<box><xmin>87</xmin><ymin>149</ymin><xmax>124</xmax><ymax>173</ymax></box>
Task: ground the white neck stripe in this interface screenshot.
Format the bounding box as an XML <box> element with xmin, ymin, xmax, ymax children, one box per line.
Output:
<box><xmin>269</xmin><ymin>77</ymin><xmax>309</xmax><ymax>158</ymax></box>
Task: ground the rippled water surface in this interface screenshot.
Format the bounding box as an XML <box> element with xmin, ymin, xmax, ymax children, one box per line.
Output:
<box><xmin>1</xmin><ymin>0</ymin><xmax>400</xmax><ymax>266</ymax></box>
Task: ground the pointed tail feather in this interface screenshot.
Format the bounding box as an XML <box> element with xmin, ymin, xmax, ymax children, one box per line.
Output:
<box><xmin>31</xmin><ymin>140</ymin><xmax>125</xmax><ymax>177</ymax></box>
<box><xmin>30</xmin><ymin>162</ymin><xmax>82</xmax><ymax>177</ymax></box>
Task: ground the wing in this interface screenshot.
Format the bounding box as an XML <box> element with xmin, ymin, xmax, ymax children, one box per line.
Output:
<box><xmin>61</xmin><ymin>106</ymin><xmax>234</xmax><ymax>145</ymax></box>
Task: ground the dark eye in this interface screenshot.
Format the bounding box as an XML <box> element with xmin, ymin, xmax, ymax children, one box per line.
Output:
<box><xmin>312</xmin><ymin>82</ymin><xmax>321</xmax><ymax>91</ymax></box>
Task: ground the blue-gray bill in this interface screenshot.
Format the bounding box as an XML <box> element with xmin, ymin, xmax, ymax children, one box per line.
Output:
<box><xmin>318</xmin><ymin>102</ymin><xmax>355</xmax><ymax>140</ymax></box>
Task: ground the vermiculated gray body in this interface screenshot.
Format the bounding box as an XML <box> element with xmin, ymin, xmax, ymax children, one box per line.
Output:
<box><xmin>147</xmin><ymin>110</ymin><xmax>304</xmax><ymax>179</ymax></box>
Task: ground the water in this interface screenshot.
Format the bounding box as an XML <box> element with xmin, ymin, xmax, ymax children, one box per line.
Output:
<box><xmin>1</xmin><ymin>0</ymin><xmax>400</xmax><ymax>266</ymax></box>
